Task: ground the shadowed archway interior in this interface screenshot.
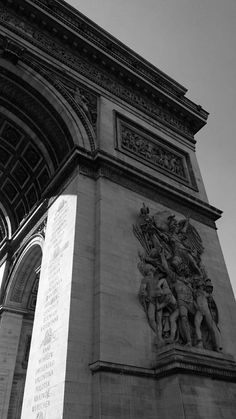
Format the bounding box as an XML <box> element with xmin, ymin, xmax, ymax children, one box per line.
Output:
<box><xmin>0</xmin><ymin>66</ymin><xmax>92</xmax><ymax>235</ymax></box>
<box><xmin>3</xmin><ymin>238</ymin><xmax>43</xmax><ymax>419</ymax></box>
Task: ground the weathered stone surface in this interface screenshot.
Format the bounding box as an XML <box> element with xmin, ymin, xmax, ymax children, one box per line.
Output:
<box><xmin>91</xmin><ymin>370</ymin><xmax>236</xmax><ymax>419</ymax></box>
<box><xmin>0</xmin><ymin>312</ymin><xmax>23</xmax><ymax>419</ymax></box>
<box><xmin>0</xmin><ymin>1</ymin><xmax>235</xmax><ymax>419</ymax></box>
<box><xmin>21</xmin><ymin>193</ymin><xmax>78</xmax><ymax>418</ymax></box>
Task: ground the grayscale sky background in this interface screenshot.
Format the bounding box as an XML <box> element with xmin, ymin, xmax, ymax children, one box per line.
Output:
<box><xmin>66</xmin><ymin>0</ymin><xmax>236</xmax><ymax>296</ymax></box>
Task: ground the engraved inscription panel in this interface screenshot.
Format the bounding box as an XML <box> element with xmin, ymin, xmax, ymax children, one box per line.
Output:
<box><xmin>21</xmin><ymin>195</ymin><xmax>77</xmax><ymax>419</ymax></box>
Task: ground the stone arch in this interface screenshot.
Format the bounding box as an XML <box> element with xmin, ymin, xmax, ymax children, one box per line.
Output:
<box><xmin>0</xmin><ymin>203</ymin><xmax>11</xmax><ymax>243</ymax></box>
<box><xmin>0</xmin><ymin>59</ymin><xmax>97</xmax><ymax>153</ymax></box>
<box><xmin>4</xmin><ymin>235</ymin><xmax>44</xmax><ymax>311</ymax></box>
<box><xmin>2</xmin><ymin>235</ymin><xmax>44</xmax><ymax>419</ymax></box>
<box><xmin>0</xmin><ymin>58</ymin><xmax>97</xmax><ymax>233</ymax></box>
<box><xmin>36</xmin><ymin>67</ymin><xmax>97</xmax><ymax>153</ymax></box>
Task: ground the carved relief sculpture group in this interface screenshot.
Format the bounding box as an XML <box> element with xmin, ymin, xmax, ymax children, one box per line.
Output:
<box><xmin>121</xmin><ymin>126</ymin><xmax>186</xmax><ymax>179</ymax></box>
<box><xmin>133</xmin><ymin>204</ymin><xmax>222</xmax><ymax>352</ymax></box>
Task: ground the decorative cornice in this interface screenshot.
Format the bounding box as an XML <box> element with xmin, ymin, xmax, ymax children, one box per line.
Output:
<box><xmin>89</xmin><ymin>360</ymin><xmax>155</xmax><ymax>378</ymax></box>
<box><xmin>0</xmin><ymin>38</ymin><xmax>98</xmax><ymax>153</ymax></box>
<box><xmin>25</xmin><ymin>0</ymin><xmax>206</xmax><ymax>122</ymax></box>
<box><xmin>93</xmin><ymin>151</ymin><xmax>222</xmax><ymax>225</ymax></box>
<box><xmin>90</xmin><ymin>346</ymin><xmax>236</xmax><ymax>382</ymax></box>
<box><xmin>0</xmin><ymin>0</ymin><xmax>208</xmax><ymax>139</ymax></box>
<box><xmin>0</xmin><ymin>304</ymin><xmax>28</xmax><ymax>315</ymax></box>
<box><xmin>11</xmin><ymin>0</ymin><xmax>187</xmax><ymax>97</ymax></box>
<box><xmin>2</xmin><ymin>37</ymin><xmax>25</xmax><ymax>64</ymax></box>
<box><xmin>153</xmin><ymin>344</ymin><xmax>236</xmax><ymax>381</ymax></box>
<box><xmin>0</xmin><ymin>144</ymin><xmax>222</xmax><ymax>268</ymax></box>
<box><xmin>41</xmin><ymin>148</ymin><xmax>222</xmax><ymax>227</ymax></box>
<box><xmin>36</xmin><ymin>145</ymin><xmax>220</xmax><ymax>230</ymax></box>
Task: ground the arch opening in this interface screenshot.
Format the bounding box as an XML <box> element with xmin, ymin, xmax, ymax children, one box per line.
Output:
<box><xmin>0</xmin><ymin>63</ymin><xmax>96</xmax><ymax>234</ymax></box>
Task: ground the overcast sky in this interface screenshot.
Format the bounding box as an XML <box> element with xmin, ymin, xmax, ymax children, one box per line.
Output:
<box><xmin>66</xmin><ymin>0</ymin><xmax>236</xmax><ymax>296</ymax></box>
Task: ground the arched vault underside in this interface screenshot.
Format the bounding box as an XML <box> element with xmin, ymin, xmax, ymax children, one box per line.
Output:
<box><xmin>0</xmin><ymin>62</ymin><xmax>97</xmax><ymax>235</ymax></box>
<box><xmin>4</xmin><ymin>235</ymin><xmax>43</xmax><ymax>311</ymax></box>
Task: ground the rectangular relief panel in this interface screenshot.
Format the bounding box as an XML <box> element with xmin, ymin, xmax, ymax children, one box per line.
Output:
<box><xmin>115</xmin><ymin>114</ymin><xmax>198</xmax><ymax>190</ymax></box>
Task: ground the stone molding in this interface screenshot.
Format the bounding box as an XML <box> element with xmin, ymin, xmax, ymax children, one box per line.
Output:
<box><xmin>31</xmin><ymin>0</ymin><xmax>187</xmax><ymax>98</ymax></box>
<box><xmin>90</xmin><ymin>346</ymin><xmax>236</xmax><ymax>382</ymax></box>
<box><xmin>8</xmin><ymin>237</ymin><xmax>42</xmax><ymax>305</ymax></box>
<box><xmin>92</xmin><ymin>151</ymin><xmax>222</xmax><ymax>224</ymax></box>
<box><xmin>0</xmin><ymin>305</ymin><xmax>27</xmax><ymax>315</ymax></box>
<box><xmin>0</xmin><ymin>67</ymin><xmax>73</xmax><ymax>169</ymax></box>
<box><xmin>0</xmin><ymin>209</ymin><xmax>8</xmax><ymax>243</ymax></box>
<box><xmin>2</xmin><ymin>37</ymin><xmax>25</xmax><ymax>64</ymax></box>
<box><xmin>0</xmin><ymin>1</ymin><xmax>207</xmax><ymax>139</ymax></box>
<box><xmin>0</xmin><ymin>200</ymin><xmax>47</xmax><ymax>264</ymax></box>
<box><xmin>153</xmin><ymin>345</ymin><xmax>236</xmax><ymax>381</ymax></box>
<box><xmin>22</xmin><ymin>0</ymin><xmax>207</xmax><ymax>126</ymax></box>
<box><xmin>0</xmin><ymin>59</ymin><xmax>97</xmax><ymax>228</ymax></box>
<box><xmin>0</xmin><ymin>145</ymin><xmax>222</xmax><ymax>268</ymax></box>
<box><xmin>22</xmin><ymin>57</ymin><xmax>98</xmax><ymax>152</ymax></box>
<box><xmin>0</xmin><ymin>38</ymin><xmax>97</xmax><ymax>153</ymax></box>
<box><xmin>41</xmin><ymin>147</ymin><xmax>221</xmax><ymax>226</ymax></box>
<box><xmin>27</xmin><ymin>272</ymin><xmax>38</xmax><ymax>311</ymax></box>
<box><xmin>0</xmin><ymin>0</ymin><xmax>187</xmax><ymax>100</ymax></box>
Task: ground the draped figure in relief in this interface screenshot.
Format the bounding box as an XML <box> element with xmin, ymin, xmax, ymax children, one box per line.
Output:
<box><xmin>134</xmin><ymin>204</ymin><xmax>221</xmax><ymax>351</ymax></box>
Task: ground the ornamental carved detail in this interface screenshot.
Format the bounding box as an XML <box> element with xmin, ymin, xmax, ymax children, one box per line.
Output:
<box><xmin>66</xmin><ymin>83</ymin><xmax>97</xmax><ymax>133</ymax></box>
<box><xmin>0</xmin><ymin>7</ymin><xmax>35</xmax><ymax>37</ymax></box>
<box><xmin>15</xmin><ymin>0</ymin><xmax>185</xmax><ymax>98</ymax></box>
<box><xmin>21</xmin><ymin>60</ymin><xmax>98</xmax><ymax>151</ymax></box>
<box><xmin>2</xmin><ymin>38</ymin><xmax>25</xmax><ymax>64</ymax></box>
<box><xmin>0</xmin><ymin>6</ymin><xmax>193</xmax><ymax>137</ymax></box>
<box><xmin>121</xmin><ymin>126</ymin><xmax>185</xmax><ymax>178</ymax></box>
<box><xmin>35</xmin><ymin>218</ymin><xmax>47</xmax><ymax>238</ymax></box>
<box><xmin>117</xmin><ymin>118</ymin><xmax>196</xmax><ymax>188</ymax></box>
<box><xmin>133</xmin><ymin>204</ymin><xmax>222</xmax><ymax>352</ymax></box>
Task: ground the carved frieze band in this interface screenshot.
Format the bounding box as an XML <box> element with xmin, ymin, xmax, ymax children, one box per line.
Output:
<box><xmin>116</xmin><ymin>116</ymin><xmax>196</xmax><ymax>188</ymax></box>
<box><xmin>0</xmin><ymin>5</ymin><xmax>194</xmax><ymax>138</ymax></box>
<box><xmin>29</xmin><ymin>0</ymin><xmax>186</xmax><ymax>99</ymax></box>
